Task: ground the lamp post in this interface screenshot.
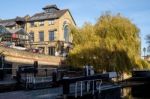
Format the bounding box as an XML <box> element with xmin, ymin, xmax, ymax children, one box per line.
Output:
<box><xmin>143</xmin><ymin>47</ymin><xmax>146</xmax><ymax>59</ymax></box>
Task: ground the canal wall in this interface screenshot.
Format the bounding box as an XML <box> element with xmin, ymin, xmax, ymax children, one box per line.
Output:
<box><xmin>0</xmin><ymin>46</ymin><xmax>64</xmax><ymax>76</ymax></box>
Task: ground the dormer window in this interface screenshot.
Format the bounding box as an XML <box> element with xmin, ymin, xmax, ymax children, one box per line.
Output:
<box><xmin>45</xmin><ymin>9</ymin><xmax>56</xmax><ymax>13</ymax></box>
<box><xmin>42</xmin><ymin>5</ymin><xmax>59</xmax><ymax>13</ymax></box>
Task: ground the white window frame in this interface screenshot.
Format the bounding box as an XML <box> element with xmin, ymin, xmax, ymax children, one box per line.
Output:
<box><xmin>39</xmin><ymin>21</ymin><xmax>44</xmax><ymax>26</ymax></box>
<box><xmin>48</xmin><ymin>20</ymin><xmax>54</xmax><ymax>25</ymax></box>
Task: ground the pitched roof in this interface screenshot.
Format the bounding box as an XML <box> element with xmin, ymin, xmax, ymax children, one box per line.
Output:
<box><xmin>28</xmin><ymin>9</ymin><xmax>68</xmax><ymax>21</ymax></box>
<box><xmin>15</xmin><ymin>16</ymin><xmax>25</xmax><ymax>22</ymax></box>
<box><xmin>7</xmin><ymin>28</ymin><xmax>24</xmax><ymax>34</ymax></box>
<box><xmin>0</xmin><ymin>5</ymin><xmax>76</xmax><ymax>25</ymax></box>
<box><xmin>0</xmin><ymin>19</ymin><xmax>16</xmax><ymax>27</ymax></box>
<box><xmin>0</xmin><ymin>16</ymin><xmax>27</xmax><ymax>27</ymax></box>
<box><xmin>0</xmin><ymin>25</ymin><xmax>9</xmax><ymax>34</ymax></box>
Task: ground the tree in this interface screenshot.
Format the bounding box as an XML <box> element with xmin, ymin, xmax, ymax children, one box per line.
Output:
<box><xmin>67</xmin><ymin>13</ymin><xmax>150</xmax><ymax>73</ymax></box>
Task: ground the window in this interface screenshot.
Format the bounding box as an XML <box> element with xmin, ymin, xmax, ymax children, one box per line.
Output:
<box><xmin>39</xmin><ymin>31</ymin><xmax>44</xmax><ymax>41</ymax></box>
<box><xmin>39</xmin><ymin>21</ymin><xmax>44</xmax><ymax>26</ymax></box>
<box><xmin>64</xmin><ymin>25</ymin><xmax>69</xmax><ymax>42</ymax></box>
<box><xmin>29</xmin><ymin>32</ymin><xmax>34</xmax><ymax>42</ymax></box>
<box><xmin>48</xmin><ymin>20</ymin><xmax>54</xmax><ymax>25</ymax></box>
<box><xmin>45</xmin><ymin>8</ymin><xmax>57</xmax><ymax>13</ymax></box>
<box><xmin>48</xmin><ymin>47</ymin><xmax>55</xmax><ymax>56</ymax></box>
<box><xmin>49</xmin><ymin>31</ymin><xmax>55</xmax><ymax>41</ymax></box>
<box><xmin>30</xmin><ymin>22</ymin><xmax>34</xmax><ymax>27</ymax></box>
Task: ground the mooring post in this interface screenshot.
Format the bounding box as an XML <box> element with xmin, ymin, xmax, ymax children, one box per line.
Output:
<box><xmin>33</xmin><ymin>61</ymin><xmax>38</xmax><ymax>77</ymax></box>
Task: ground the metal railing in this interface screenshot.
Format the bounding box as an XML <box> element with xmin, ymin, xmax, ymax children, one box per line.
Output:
<box><xmin>59</xmin><ymin>74</ymin><xmax>109</xmax><ymax>99</ymax></box>
<box><xmin>25</xmin><ymin>75</ymin><xmax>52</xmax><ymax>89</ymax></box>
<box><xmin>26</xmin><ymin>76</ymin><xmax>52</xmax><ymax>83</ymax></box>
<box><xmin>74</xmin><ymin>79</ymin><xmax>102</xmax><ymax>98</ymax></box>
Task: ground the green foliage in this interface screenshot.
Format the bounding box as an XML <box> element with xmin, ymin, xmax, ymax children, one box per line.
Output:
<box><xmin>67</xmin><ymin>13</ymin><xmax>150</xmax><ymax>72</ymax></box>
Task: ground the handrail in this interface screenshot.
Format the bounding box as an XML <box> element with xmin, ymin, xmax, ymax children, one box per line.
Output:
<box><xmin>60</xmin><ymin>73</ymin><xmax>109</xmax><ymax>84</ymax></box>
<box><xmin>81</xmin><ymin>81</ymin><xmax>83</xmax><ymax>96</ymax></box>
<box><xmin>60</xmin><ymin>73</ymin><xmax>109</xmax><ymax>96</ymax></box>
<box><xmin>75</xmin><ymin>82</ymin><xmax>78</xmax><ymax>98</ymax></box>
<box><xmin>74</xmin><ymin>79</ymin><xmax>102</xmax><ymax>98</ymax></box>
<box><xmin>98</xmin><ymin>79</ymin><xmax>102</xmax><ymax>93</ymax></box>
<box><xmin>25</xmin><ymin>76</ymin><xmax>52</xmax><ymax>83</ymax></box>
<box><xmin>92</xmin><ymin>80</ymin><xmax>94</xmax><ymax>95</ymax></box>
<box><xmin>24</xmin><ymin>75</ymin><xmax>53</xmax><ymax>89</ymax></box>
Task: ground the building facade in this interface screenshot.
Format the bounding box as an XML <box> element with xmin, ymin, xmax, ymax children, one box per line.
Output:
<box><xmin>26</xmin><ymin>5</ymin><xmax>76</xmax><ymax>55</ymax></box>
<box><xmin>0</xmin><ymin>5</ymin><xmax>76</xmax><ymax>56</ymax></box>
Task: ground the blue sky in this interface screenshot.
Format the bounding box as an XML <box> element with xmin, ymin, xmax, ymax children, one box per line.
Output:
<box><xmin>0</xmin><ymin>0</ymin><xmax>150</xmax><ymax>55</ymax></box>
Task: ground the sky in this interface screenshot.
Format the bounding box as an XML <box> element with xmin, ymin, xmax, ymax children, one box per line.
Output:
<box><xmin>0</xmin><ymin>0</ymin><xmax>150</xmax><ymax>56</ymax></box>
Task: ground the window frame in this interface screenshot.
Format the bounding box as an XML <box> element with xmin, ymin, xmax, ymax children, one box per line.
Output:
<box><xmin>39</xmin><ymin>31</ymin><xmax>44</xmax><ymax>42</ymax></box>
<box><xmin>29</xmin><ymin>32</ymin><xmax>34</xmax><ymax>42</ymax></box>
<box><xmin>49</xmin><ymin>31</ymin><xmax>55</xmax><ymax>41</ymax></box>
<box><xmin>30</xmin><ymin>22</ymin><xmax>35</xmax><ymax>27</ymax></box>
<box><xmin>48</xmin><ymin>20</ymin><xmax>54</xmax><ymax>25</ymax></box>
<box><xmin>39</xmin><ymin>21</ymin><xmax>44</xmax><ymax>26</ymax></box>
<box><xmin>48</xmin><ymin>47</ymin><xmax>55</xmax><ymax>56</ymax></box>
<box><xmin>64</xmin><ymin>25</ymin><xmax>69</xmax><ymax>42</ymax></box>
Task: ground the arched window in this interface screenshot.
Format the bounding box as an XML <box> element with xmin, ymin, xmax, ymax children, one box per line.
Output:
<box><xmin>64</xmin><ymin>25</ymin><xmax>69</xmax><ymax>42</ymax></box>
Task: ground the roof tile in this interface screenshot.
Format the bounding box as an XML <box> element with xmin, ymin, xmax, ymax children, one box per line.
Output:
<box><xmin>29</xmin><ymin>9</ymin><xmax>68</xmax><ymax>21</ymax></box>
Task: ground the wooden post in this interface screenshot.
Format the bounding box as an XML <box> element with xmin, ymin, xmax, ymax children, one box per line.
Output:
<box><xmin>33</xmin><ymin>61</ymin><xmax>38</xmax><ymax>77</ymax></box>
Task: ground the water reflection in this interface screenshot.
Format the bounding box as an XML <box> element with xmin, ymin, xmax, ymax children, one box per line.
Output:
<box><xmin>122</xmin><ymin>87</ymin><xmax>149</xmax><ymax>99</ymax></box>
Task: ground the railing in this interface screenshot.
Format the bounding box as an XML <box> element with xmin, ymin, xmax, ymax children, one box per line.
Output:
<box><xmin>74</xmin><ymin>79</ymin><xmax>102</xmax><ymax>98</ymax></box>
<box><xmin>59</xmin><ymin>73</ymin><xmax>109</xmax><ymax>98</ymax></box>
<box><xmin>25</xmin><ymin>75</ymin><xmax>52</xmax><ymax>89</ymax></box>
<box><xmin>26</xmin><ymin>76</ymin><xmax>52</xmax><ymax>83</ymax></box>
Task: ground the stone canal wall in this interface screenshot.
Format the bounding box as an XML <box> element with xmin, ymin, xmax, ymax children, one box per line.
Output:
<box><xmin>0</xmin><ymin>46</ymin><xmax>64</xmax><ymax>76</ymax></box>
<box><xmin>0</xmin><ymin>46</ymin><xmax>63</xmax><ymax>65</ymax></box>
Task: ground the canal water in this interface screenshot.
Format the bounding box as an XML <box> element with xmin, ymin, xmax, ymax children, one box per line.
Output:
<box><xmin>122</xmin><ymin>87</ymin><xmax>149</xmax><ymax>99</ymax></box>
<box><xmin>0</xmin><ymin>86</ymin><xmax>148</xmax><ymax>99</ymax></box>
<box><xmin>0</xmin><ymin>87</ymin><xmax>63</xmax><ymax>99</ymax></box>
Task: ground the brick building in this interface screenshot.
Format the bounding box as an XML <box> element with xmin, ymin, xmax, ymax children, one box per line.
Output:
<box><xmin>0</xmin><ymin>4</ymin><xmax>76</xmax><ymax>56</ymax></box>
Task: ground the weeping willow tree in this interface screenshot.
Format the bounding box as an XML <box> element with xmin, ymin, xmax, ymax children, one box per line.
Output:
<box><xmin>67</xmin><ymin>13</ymin><xmax>150</xmax><ymax>73</ymax></box>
